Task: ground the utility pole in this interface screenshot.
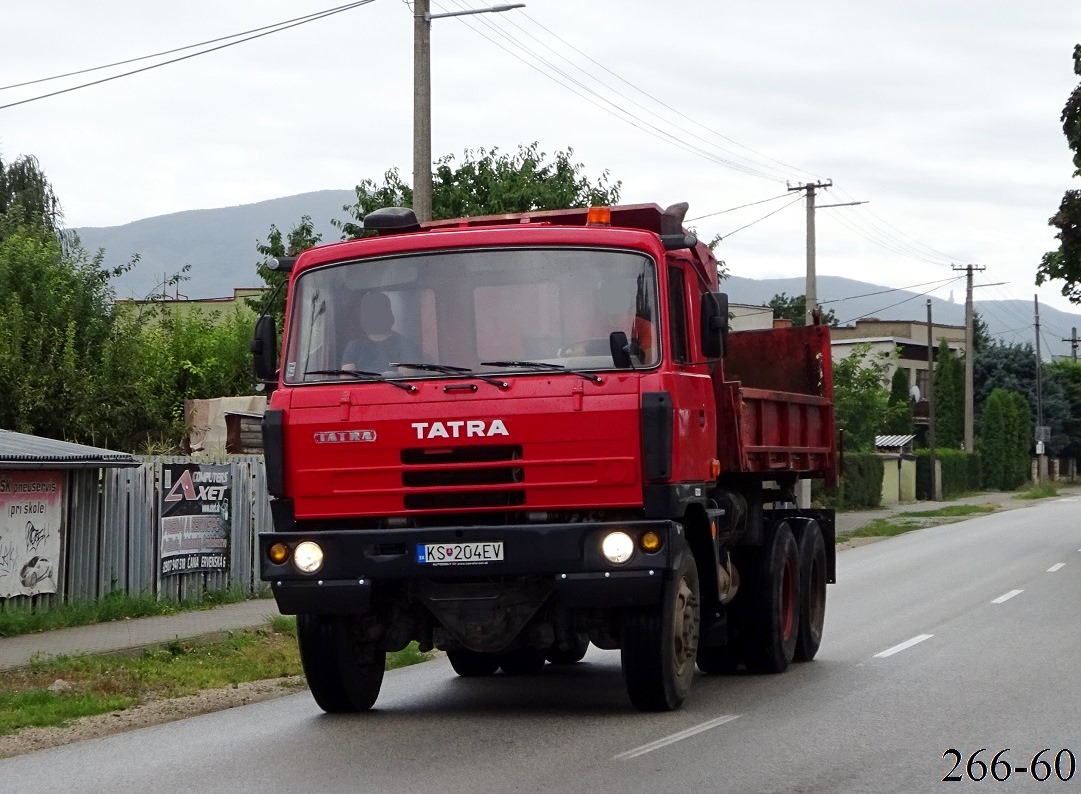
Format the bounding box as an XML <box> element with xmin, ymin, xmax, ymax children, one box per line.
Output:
<box><xmin>1035</xmin><ymin>295</ymin><xmax>1046</xmax><ymax>484</ymax></box>
<box><xmin>952</xmin><ymin>263</ymin><xmax>985</xmax><ymax>452</ymax></box>
<box><xmin>1063</xmin><ymin>327</ymin><xmax>1079</xmax><ymax>362</ymax></box>
<box><xmin>413</xmin><ymin>3</ymin><xmax>525</xmax><ymax>223</ymax></box>
<box><xmin>788</xmin><ymin>180</ymin><xmax>832</xmax><ymax>324</ymax></box>
<box><xmin>413</xmin><ymin>0</ymin><xmax>433</xmax><ymax>222</ymax></box>
<box><xmin>926</xmin><ymin>299</ymin><xmax>939</xmax><ymax>500</ymax></box>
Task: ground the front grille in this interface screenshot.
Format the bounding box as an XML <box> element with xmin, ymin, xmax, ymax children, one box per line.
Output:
<box><xmin>401</xmin><ymin>444</ymin><xmax>525</xmax><ymax>511</ymax></box>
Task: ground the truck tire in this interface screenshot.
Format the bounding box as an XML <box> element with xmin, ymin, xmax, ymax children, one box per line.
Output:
<box><xmin>744</xmin><ymin>522</ymin><xmax>800</xmax><ymax>674</ymax></box>
<box><xmin>545</xmin><ymin>632</ymin><xmax>590</xmax><ymax>665</ymax></box>
<box><xmin>499</xmin><ymin>648</ymin><xmax>547</xmax><ymax>675</ymax></box>
<box><xmin>793</xmin><ymin>520</ymin><xmax>827</xmax><ymax>662</ymax></box>
<box><xmin>447</xmin><ymin>649</ymin><xmax>501</xmax><ymax>677</ymax></box>
<box><xmin>297</xmin><ymin>614</ymin><xmax>386</xmax><ymax>712</ymax></box>
<box><xmin>620</xmin><ymin>538</ymin><xmax>700</xmax><ymax>711</ymax></box>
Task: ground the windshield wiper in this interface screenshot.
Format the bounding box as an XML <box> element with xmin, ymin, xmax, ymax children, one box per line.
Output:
<box><xmin>391</xmin><ymin>362</ymin><xmax>508</xmax><ymax>390</ymax></box>
<box><xmin>480</xmin><ymin>360</ymin><xmax>602</xmax><ymax>383</ymax></box>
<box><xmin>304</xmin><ymin>369</ymin><xmax>418</xmax><ymax>392</ymax></box>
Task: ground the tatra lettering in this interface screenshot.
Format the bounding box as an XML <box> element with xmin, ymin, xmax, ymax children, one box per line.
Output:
<box><xmin>411</xmin><ymin>419</ymin><xmax>509</xmax><ymax>439</ymax></box>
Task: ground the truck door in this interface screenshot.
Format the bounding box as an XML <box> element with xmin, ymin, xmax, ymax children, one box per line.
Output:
<box><xmin>666</xmin><ymin>265</ymin><xmax>716</xmax><ymax>483</ymax></box>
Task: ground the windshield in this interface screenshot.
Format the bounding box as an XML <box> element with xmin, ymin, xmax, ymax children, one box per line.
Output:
<box><xmin>282</xmin><ymin>247</ymin><xmax>660</xmax><ymax>384</ymax></box>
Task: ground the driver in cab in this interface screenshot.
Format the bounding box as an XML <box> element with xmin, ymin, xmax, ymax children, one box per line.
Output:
<box><xmin>341</xmin><ymin>291</ymin><xmax>422</xmax><ymax>374</ymax></box>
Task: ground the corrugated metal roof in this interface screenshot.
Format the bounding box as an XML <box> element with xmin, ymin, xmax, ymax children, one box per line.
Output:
<box><xmin>875</xmin><ymin>434</ymin><xmax>917</xmax><ymax>449</ymax></box>
<box><xmin>0</xmin><ymin>430</ymin><xmax>138</xmax><ymax>469</ymax></box>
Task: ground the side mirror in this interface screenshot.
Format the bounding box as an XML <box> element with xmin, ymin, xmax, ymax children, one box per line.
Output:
<box><xmin>701</xmin><ymin>292</ymin><xmax>729</xmax><ymax>359</ymax></box>
<box><xmin>609</xmin><ymin>331</ymin><xmax>633</xmax><ymax>369</ymax></box>
<box><xmin>251</xmin><ymin>315</ymin><xmax>278</xmax><ymax>382</ymax></box>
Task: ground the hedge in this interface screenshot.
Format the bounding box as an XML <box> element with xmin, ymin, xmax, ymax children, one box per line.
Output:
<box><xmin>915</xmin><ymin>449</ymin><xmax>981</xmax><ymax>499</ymax></box>
<box><xmin>813</xmin><ymin>452</ymin><xmax>883</xmax><ymax>509</ymax></box>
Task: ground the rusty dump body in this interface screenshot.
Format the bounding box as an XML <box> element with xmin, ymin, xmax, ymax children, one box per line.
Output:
<box><xmin>716</xmin><ymin>323</ymin><xmax>837</xmax><ymax>485</ymax></box>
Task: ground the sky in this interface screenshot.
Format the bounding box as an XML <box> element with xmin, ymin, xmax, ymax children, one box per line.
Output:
<box><xmin>4</xmin><ymin>1</ymin><xmax>1081</xmax><ymax>328</ymax></box>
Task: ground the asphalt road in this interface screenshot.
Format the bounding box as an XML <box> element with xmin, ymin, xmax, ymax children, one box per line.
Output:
<box><xmin>2</xmin><ymin>496</ymin><xmax>1079</xmax><ymax>793</ymax></box>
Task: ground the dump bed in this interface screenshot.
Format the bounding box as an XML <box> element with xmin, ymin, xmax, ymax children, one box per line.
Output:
<box><xmin>712</xmin><ymin>323</ymin><xmax>837</xmax><ymax>484</ymax></box>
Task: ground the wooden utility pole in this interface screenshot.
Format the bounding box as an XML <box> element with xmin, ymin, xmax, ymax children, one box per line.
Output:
<box><xmin>952</xmin><ymin>263</ymin><xmax>985</xmax><ymax>452</ymax></box>
<box><xmin>1063</xmin><ymin>327</ymin><xmax>1079</xmax><ymax>362</ymax></box>
<box><xmin>788</xmin><ymin>180</ymin><xmax>833</xmax><ymax>324</ymax></box>
<box><xmin>413</xmin><ymin>0</ymin><xmax>433</xmax><ymax>223</ymax></box>
<box><xmin>1035</xmin><ymin>295</ymin><xmax>1046</xmax><ymax>484</ymax></box>
<box><xmin>926</xmin><ymin>299</ymin><xmax>938</xmax><ymax>500</ymax></box>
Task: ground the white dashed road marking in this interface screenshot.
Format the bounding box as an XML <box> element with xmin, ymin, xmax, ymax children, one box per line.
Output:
<box><xmin>991</xmin><ymin>589</ymin><xmax>1024</xmax><ymax>604</ymax></box>
<box><xmin>874</xmin><ymin>634</ymin><xmax>934</xmax><ymax>658</ymax></box>
<box><xmin>1048</xmin><ymin>563</ymin><xmax>1066</xmax><ymax>572</ymax></box>
<box><xmin>614</xmin><ymin>715</ymin><xmax>740</xmax><ymax>760</ymax></box>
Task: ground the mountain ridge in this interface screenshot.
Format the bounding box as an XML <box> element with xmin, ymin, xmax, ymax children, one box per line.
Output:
<box><xmin>73</xmin><ymin>191</ymin><xmax>1081</xmax><ymax>360</ymax></box>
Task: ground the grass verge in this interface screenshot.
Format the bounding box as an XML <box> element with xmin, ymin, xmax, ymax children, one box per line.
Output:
<box><xmin>1014</xmin><ymin>484</ymin><xmax>1059</xmax><ymax>500</ymax></box>
<box><xmin>847</xmin><ymin>504</ymin><xmax>996</xmax><ymax>539</ymax></box>
<box><xmin>0</xmin><ymin>617</ymin><xmax>432</xmax><ymax>736</ymax></box>
<box><xmin>0</xmin><ymin>587</ymin><xmax>268</xmax><ymax>639</ymax></box>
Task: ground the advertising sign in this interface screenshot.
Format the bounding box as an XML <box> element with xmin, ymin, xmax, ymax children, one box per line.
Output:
<box><xmin>160</xmin><ymin>463</ymin><xmax>231</xmax><ymax>576</ymax></box>
<box><xmin>0</xmin><ymin>470</ymin><xmax>63</xmax><ymax>598</ymax></box>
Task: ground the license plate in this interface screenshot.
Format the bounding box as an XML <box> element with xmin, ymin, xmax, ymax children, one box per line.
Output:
<box><xmin>417</xmin><ymin>542</ymin><xmax>504</xmax><ymax>565</ymax></box>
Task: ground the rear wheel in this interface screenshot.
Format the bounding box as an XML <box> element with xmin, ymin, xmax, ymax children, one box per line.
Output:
<box><xmin>621</xmin><ymin>538</ymin><xmax>700</xmax><ymax>711</ymax></box>
<box><xmin>447</xmin><ymin>649</ymin><xmax>500</xmax><ymax>677</ymax></box>
<box><xmin>498</xmin><ymin>648</ymin><xmax>547</xmax><ymax>675</ymax></box>
<box><xmin>297</xmin><ymin>614</ymin><xmax>386</xmax><ymax>712</ymax></box>
<box><xmin>744</xmin><ymin>522</ymin><xmax>800</xmax><ymax>674</ymax></box>
<box><xmin>793</xmin><ymin>520</ymin><xmax>827</xmax><ymax>662</ymax></box>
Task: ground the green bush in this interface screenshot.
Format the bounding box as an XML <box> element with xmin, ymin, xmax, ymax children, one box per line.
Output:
<box><xmin>915</xmin><ymin>449</ymin><xmax>980</xmax><ymax>498</ymax></box>
<box><xmin>840</xmin><ymin>453</ymin><xmax>884</xmax><ymax>508</ymax></box>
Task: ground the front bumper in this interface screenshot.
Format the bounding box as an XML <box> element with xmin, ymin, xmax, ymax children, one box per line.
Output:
<box><xmin>260</xmin><ymin>520</ymin><xmax>679</xmax><ymax>614</ymax></box>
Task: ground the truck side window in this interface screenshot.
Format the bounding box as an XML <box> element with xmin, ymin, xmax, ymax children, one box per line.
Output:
<box><xmin>667</xmin><ymin>268</ymin><xmax>689</xmax><ymax>363</ymax></box>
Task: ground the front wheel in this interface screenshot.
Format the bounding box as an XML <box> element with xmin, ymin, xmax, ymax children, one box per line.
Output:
<box><xmin>297</xmin><ymin>614</ymin><xmax>386</xmax><ymax>712</ymax></box>
<box><xmin>621</xmin><ymin>538</ymin><xmax>700</xmax><ymax>711</ymax></box>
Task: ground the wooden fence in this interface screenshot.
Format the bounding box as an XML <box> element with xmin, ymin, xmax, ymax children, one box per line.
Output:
<box><xmin>1</xmin><ymin>456</ymin><xmax>270</xmax><ymax>613</ymax></box>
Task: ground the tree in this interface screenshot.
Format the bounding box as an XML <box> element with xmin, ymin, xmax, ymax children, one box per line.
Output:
<box><xmin>0</xmin><ymin>154</ymin><xmax>62</xmax><ymax>242</ymax></box>
<box><xmin>974</xmin><ymin>341</ymin><xmax>1069</xmax><ymax>455</ymax></box>
<box><xmin>882</xmin><ymin>366</ymin><xmax>914</xmax><ymax>435</ymax></box>
<box><xmin>331</xmin><ymin>144</ymin><xmax>621</xmax><ymax>239</ymax></box>
<box><xmin>831</xmin><ymin>343</ymin><xmax>892</xmax><ymax>451</ymax></box>
<box><xmin>764</xmin><ymin>292</ymin><xmax>838</xmax><ymax>327</ymax></box>
<box><xmin>933</xmin><ymin>340</ymin><xmax>964</xmax><ymax>448</ymax></box>
<box><xmin>1035</xmin><ymin>44</ymin><xmax>1081</xmax><ymax>303</ymax></box>
<box><xmin>1046</xmin><ymin>359</ymin><xmax>1081</xmax><ymax>465</ymax></box>
<box><xmin>255</xmin><ymin>215</ymin><xmax>321</xmax><ymax>324</ymax></box>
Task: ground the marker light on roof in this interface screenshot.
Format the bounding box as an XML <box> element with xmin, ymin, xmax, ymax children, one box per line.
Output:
<box><xmin>586</xmin><ymin>206</ymin><xmax>611</xmax><ymax>226</ymax></box>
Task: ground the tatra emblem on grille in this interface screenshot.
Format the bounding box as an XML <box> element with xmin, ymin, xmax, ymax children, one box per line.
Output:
<box><xmin>314</xmin><ymin>430</ymin><xmax>376</xmax><ymax>443</ymax></box>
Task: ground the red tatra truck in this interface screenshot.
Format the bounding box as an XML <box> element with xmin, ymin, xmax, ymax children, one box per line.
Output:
<box><xmin>252</xmin><ymin>201</ymin><xmax>837</xmax><ymax>713</ymax></box>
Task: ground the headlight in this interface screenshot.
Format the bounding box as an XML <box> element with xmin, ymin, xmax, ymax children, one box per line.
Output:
<box><xmin>601</xmin><ymin>531</ymin><xmax>635</xmax><ymax>564</ymax></box>
<box><xmin>293</xmin><ymin>541</ymin><xmax>324</xmax><ymax>574</ymax></box>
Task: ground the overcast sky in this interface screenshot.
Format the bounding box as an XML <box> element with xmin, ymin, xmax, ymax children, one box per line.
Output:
<box><xmin>4</xmin><ymin>1</ymin><xmax>1081</xmax><ymax>325</ymax></box>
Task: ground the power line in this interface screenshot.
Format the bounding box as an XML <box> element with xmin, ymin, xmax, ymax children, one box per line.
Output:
<box><xmin>716</xmin><ymin>196</ymin><xmax>804</xmax><ymax>240</ymax></box>
<box><xmin>685</xmin><ymin>193</ymin><xmax>791</xmax><ymax>222</ymax></box>
<box><xmin>837</xmin><ymin>277</ymin><xmax>963</xmax><ymax>326</ymax></box>
<box><xmin>0</xmin><ymin>1</ymin><xmax>375</xmax><ymax>111</ymax></box>
<box><xmin>0</xmin><ymin>3</ymin><xmax>371</xmax><ymax>93</ymax></box>
<box><xmin>435</xmin><ymin>0</ymin><xmax>790</xmax><ymax>182</ymax></box>
<box><xmin>818</xmin><ymin>276</ymin><xmax>961</xmax><ymax>305</ymax></box>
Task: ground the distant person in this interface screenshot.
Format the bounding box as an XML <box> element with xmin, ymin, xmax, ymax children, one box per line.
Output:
<box><xmin>341</xmin><ymin>291</ymin><xmax>422</xmax><ymax>373</ymax></box>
